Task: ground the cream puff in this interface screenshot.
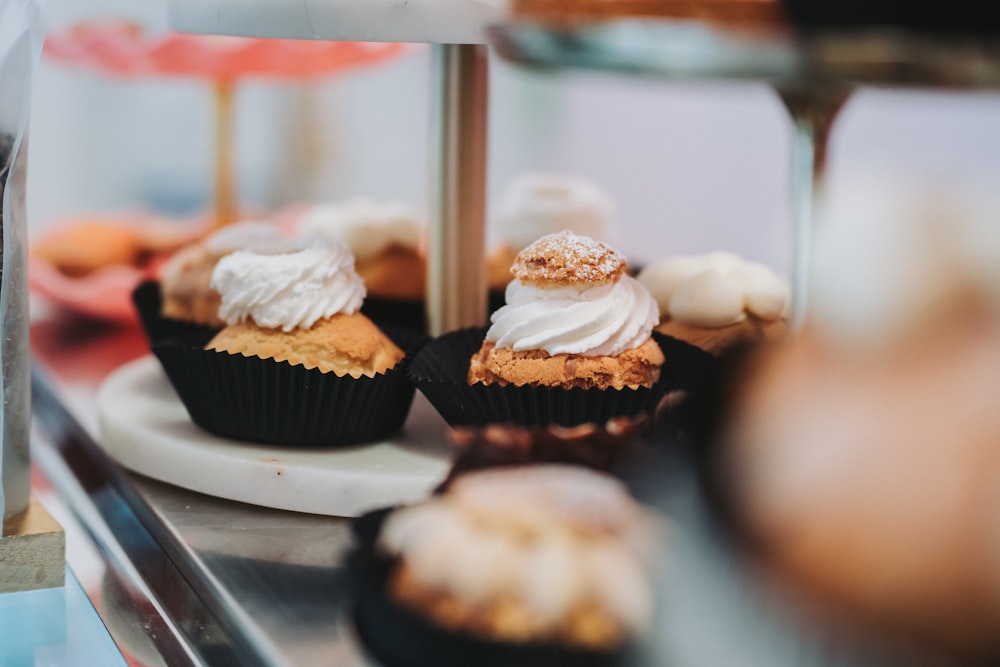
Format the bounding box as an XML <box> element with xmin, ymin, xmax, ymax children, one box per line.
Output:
<box><xmin>469</xmin><ymin>231</ymin><xmax>663</xmax><ymax>390</ymax></box>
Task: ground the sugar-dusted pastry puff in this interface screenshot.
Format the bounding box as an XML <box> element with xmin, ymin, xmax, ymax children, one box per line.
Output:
<box><xmin>206</xmin><ymin>239</ymin><xmax>403</xmax><ymax>379</ymax></box>
<box><xmin>297</xmin><ymin>198</ymin><xmax>426</xmax><ymax>300</ymax></box>
<box><xmin>637</xmin><ymin>251</ymin><xmax>789</xmax><ymax>355</ymax></box>
<box><xmin>469</xmin><ymin>231</ymin><xmax>663</xmax><ymax>390</ymax></box>
<box><xmin>376</xmin><ymin>465</ymin><xmax>661</xmax><ymax>650</ymax></box>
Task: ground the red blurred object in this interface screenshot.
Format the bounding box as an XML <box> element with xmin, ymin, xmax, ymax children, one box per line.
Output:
<box><xmin>43</xmin><ymin>19</ymin><xmax>407</xmax><ymax>82</ymax></box>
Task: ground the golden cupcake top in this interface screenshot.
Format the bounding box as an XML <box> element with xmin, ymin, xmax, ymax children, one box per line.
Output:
<box><xmin>512</xmin><ymin>230</ymin><xmax>627</xmax><ymax>288</ymax></box>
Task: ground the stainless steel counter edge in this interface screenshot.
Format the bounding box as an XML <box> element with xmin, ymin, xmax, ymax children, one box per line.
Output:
<box><xmin>30</xmin><ymin>362</ymin><xmax>286</xmax><ymax>667</ymax></box>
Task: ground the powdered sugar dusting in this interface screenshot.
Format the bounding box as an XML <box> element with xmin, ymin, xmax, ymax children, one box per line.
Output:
<box><xmin>512</xmin><ymin>230</ymin><xmax>626</xmax><ymax>286</ymax></box>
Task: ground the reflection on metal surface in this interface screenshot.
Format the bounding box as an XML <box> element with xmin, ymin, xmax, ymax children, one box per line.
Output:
<box><xmin>490</xmin><ymin>19</ymin><xmax>1000</xmax><ymax>89</ymax></box>
<box><xmin>34</xmin><ymin>358</ymin><xmax>382</xmax><ymax>666</ymax></box>
<box><xmin>31</xmin><ymin>364</ymin><xmax>264</xmax><ymax>667</ymax></box>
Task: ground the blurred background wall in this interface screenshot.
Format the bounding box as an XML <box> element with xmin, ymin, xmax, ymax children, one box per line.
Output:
<box><xmin>27</xmin><ymin>0</ymin><xmax>1000</xmax><ymax>275</ymax></box>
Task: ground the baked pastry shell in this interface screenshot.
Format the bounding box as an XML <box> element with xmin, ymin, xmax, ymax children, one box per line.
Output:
<box><xmin>347</xmin><ymin>506</ymin><xmax>634</xmax><ymax>667</ymax></box>
<box><xmin>146</xmin><ymin>311</ymin><xmax>428</xmax><ymax>448</ymax></box>
<box><xmin>408</xmin><ymin>327</ymin><xmax>716</xmax><ymax>429</ymax></box>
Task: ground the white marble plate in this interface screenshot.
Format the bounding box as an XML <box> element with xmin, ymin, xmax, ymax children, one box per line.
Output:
<box><xmin>97</xmin><ymin>355</ymin><xmax>452</xmax><ymax>517</ymax></box>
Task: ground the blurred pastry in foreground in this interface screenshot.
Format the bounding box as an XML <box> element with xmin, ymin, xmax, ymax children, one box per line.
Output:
<box><xmin>297</xmin><ymin>197</ymin><xmax>426</xmax><ymax>300</ymax></box>
<box><xmin>487</xmin><ymin>173</ymin><xmax>614</xmax><ymax>291</ymax></box>
<box><xmin>158</xmin><ymin>220</ymin><xmax>286</xmax><ymax>326</ymax></box>
<box><xmin>206</xmin><ymin>239</ymin><xmax>404</xmax><ymax>378</ymax></box>
<box><xmin>376</xmin><ymin>465</ymin><xmax>661</xmax><ymax>650</ymax></box>
<box><xmin>637</xmin><ymin>251</ymin><xmax>788</xmax><ymax>355</ymax></box>
<box><xmin>719</xmin><ymin>174</ymin><xmax>1000</xmax><ymax>654</ymax></box>
<box><xmin>469</xmin><ymin>230</ymin><xmax>663</xmax><ymax>390</ymax></box>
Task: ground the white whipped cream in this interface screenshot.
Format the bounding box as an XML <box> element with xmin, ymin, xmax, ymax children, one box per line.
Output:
<box><xmin>492</xmin><ymin>173</ymin><xmax>614</xmax><ymax>250</ymax></box>
<box><xmin>637</xmin><ymin>252</ymin><xmax>788</xmax><ymax>328</ymax></box>
<box><xmin>297</xmin><ymin>198</ymin><xmax>423</xmax><ymax>261</ymax></box>
<box><xmin>378</xmin><ymin>466</ymin><xmax>657</xmax><ymax>639</ymax></box>
<box><xmin>486</xmin><ymin>274</ymin><xmax>659</xmax><ymax>356</ymax></box>
<box><xmin>211</xmin><ymin>239</ymin><xmax>366</xmax><ymax>331</ymax></box>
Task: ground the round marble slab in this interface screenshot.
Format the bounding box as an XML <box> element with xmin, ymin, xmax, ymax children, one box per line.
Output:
<box><xmin>97</xmin><ymin>355</ymin><xmax>452</xmax><ymax>517</ymax></box>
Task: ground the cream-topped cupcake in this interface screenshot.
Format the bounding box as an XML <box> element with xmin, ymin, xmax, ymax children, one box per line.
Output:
<box><xmin>376</xmin><ymin>465</ymin><xmax>660</xmax><ymax>650</ymax></box>
<box><xmin>637</xmin><ymin>251</ymin><xmax>789</xmax><ymax>354</ymax></box>
<box><xmin>158</xmin><ymin>220</ymin><xmax>288</xmax><ymax>326</ymax></box>
<box><xmin>469</xmin><ymin>231</ymin><xmax>663</xmax><ymax>390</ymax></box>
<box><xmin>297</xmin><ymin>198</ymin><xmax>426</xmax><ymax>300</ymax></box>
<box><xmin>206</xmin><ymin>239</ymin><xmax>403</xmax><ymax>378</ymax></box>
<box><xmin>487</xmin><ymin>174</ymin><xmax>615</xmax><ymax>290</ymax></box>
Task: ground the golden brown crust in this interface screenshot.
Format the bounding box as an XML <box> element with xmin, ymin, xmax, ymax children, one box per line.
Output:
<box><xmin>511</xmin><ymin>0</ymin><xmax>786</xmax><ymax>27</ymax></box>
<box><xmin>389</xmin><ymin>562</ymin><xmax>627</xmax><ymax>649</ymax></box>
<box><xmin>468</xmin><ymin>337</ymin><xmax>663</xmax><ymax>390</ymax></box>
<box><xmin>206</xmin><ymin>312</ymin><xmax>404</xmax><ymax>378</ymax></box>
<box><xmin>356</xmin><ymin>245</ymin><xmax>426</xmax><ymax>300</ymax></box>
<box><xmin>656</xmin><ymin>316</ymin><xmax>787</xmax><ymax>355</ymax></box>
<box><xmin>512</xmin><ymin>232</ymin><xmax>626</xmax><ymax>288</ymax></box>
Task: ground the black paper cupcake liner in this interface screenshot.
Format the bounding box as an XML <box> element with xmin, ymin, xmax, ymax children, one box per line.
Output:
<box><xmin>132</xmin><ymin>280</ymin><xmax>221</xmax><ymax>346</ymax></box>
<box><xmin>152</xmin><ymin>326</ymin><xmax>428</xmax><ymax>447</ymax></box>
<box><xmin>348</xmin><ymin>507</ymin><xmax>634</xmax><ymax>667</ymax></box>
<box><xmin>408</xmin><ymin>327</ymin><xmax>717</xmax><ymax>429</ymax></box>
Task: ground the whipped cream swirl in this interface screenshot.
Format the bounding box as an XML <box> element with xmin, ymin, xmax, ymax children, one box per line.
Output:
<box><xmin>486</xmin><ymin>274</ymin><xmax>659</xmax><ymax>356</ymax></box>
<box><xmin>211</xmin><ymin>240</ymin><xmax>365</xmax><ymax>331</ymax></box>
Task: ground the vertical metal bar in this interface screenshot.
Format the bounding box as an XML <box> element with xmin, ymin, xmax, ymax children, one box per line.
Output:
<box><xmin>778</xmin><ymin>86</ymin><xmax>849</xmax><ymax>330</ymax></box>
<box><xmin>428</xmin><ymin>44</ymin><xmax>489</xmax><ymax>336</ymax></box>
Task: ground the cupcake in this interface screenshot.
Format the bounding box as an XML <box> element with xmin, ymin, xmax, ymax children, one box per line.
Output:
<box><xmin>152</xmin><ymin>238</ymin><xmax>421</xmax><ymax>446</ymax></box>
<box><xmin>206</xmin><ymin>239</ymin><xmax>405</xmax><ymax>378</ymax></box>
<box><xmin>487</xmin><ymin>173</ymin><xmax>614</xmax><ymax>293</ymax></box>
<box><xmin>637</xmin><ymin>251</ymin><xmax>788</xmax><ymax>355</ymax></box>
<box><xmin>158</xmin><ymin>220</ymin><xmax>287</xmax><ymax>327</ymax></box>
<box><xmin>354</xmin><ymin>465</ymin><xmax>661</xmax><ymax>665</ymax></box>
<box><xmin>470</xmin><ymin>230</ymin><xmax>663</xmax><ymax>391</ymax></box>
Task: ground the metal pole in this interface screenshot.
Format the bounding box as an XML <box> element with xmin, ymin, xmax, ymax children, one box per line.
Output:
<box><xmin>428</xmin><ymin>44</ymin><xmax>489</xmax><ymax>336</ymax></box>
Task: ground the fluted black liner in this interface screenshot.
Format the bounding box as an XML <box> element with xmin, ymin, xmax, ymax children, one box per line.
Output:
<box><xmin>152</xmin><ymin>326</ymin><xmax>428</xmax><ymax>448</ymax></box>
<box><xmin>348</xmin><ymin>507</ymin><xmax>634</xmax><ymax>667</ymax></box>
<box><xmin>408</xmin><ymin>327</ymin><xmax>716</xmax><ymax>428</ymax></box>
<box><xmin>132</xmin><ymin>280</ymin><xmax>220</xmax><ymax>346</ymax></box>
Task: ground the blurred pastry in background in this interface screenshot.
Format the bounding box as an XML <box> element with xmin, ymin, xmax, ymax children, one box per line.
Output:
<box><xmin>637</xmin><ymin>251</ymin><xmax>788</xmax><ymax>355</ymax></box>
<box><xmin>375</xmin><ymin>464</ymin><xmax>661</xmax><ymax>650</ymax></box>
<box><xmin>32</xmin><ymin>219</ymin><xmax>143</xmax><ymax>277</ymax></box>
<box><xmin>718</xmin><ymin>174</ymin><xmax>1000</xmax><ymax>655</ymax></box>
<box><xmin>487</xmin><ymin>173</ymin><xmax>614</xmax><ymax>291</ymax></box>
<box><xmin>297</xmin><ymin>197</ymin><xmax>426</xmax><ymax>300</ymax></box>
<box><xmin>469</xmin><ymin>230</ymin><xmax>663</xmax><ymax>390</ymax></box>
<box><xmin>30</xmin><ymin>215</ymin><xmax>206</xmax><ymax>323</ymax></box>
<box><xmin>158</xmin><ymin>220</ymin><xmax>286</xmax><ymax>326</ymax></box>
